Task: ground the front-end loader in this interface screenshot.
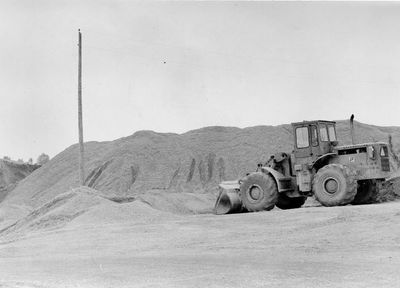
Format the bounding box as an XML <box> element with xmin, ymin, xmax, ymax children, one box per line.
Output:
<box><xmin>215</xmin><ymin>118</ymin><xmax>394</xmax><ymax>214</ymax></box>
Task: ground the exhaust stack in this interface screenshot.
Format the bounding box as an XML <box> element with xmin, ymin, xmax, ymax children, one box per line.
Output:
<box><xmin>350</xmin><ymin>114</ymin><xmax>355</xmax><ymax>145</ymax></box>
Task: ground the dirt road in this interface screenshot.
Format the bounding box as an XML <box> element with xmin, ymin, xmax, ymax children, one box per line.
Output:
<box><xmin>1</xmin><ymin>201</ymin><xmax>400</xmax><ymax>288</ymax></box>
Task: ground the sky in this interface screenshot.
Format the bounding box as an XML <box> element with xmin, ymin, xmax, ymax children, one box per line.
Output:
<box><xmin>1</xmin><ymin>1</ymin><xmax>400</xmax><ymax>161</ymax></box>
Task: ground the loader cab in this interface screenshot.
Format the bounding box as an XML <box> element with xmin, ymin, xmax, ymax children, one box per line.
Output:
<box><xmin>292</xmin><ymin>120</ymin><xmax>338</xmax><ymax>163</ymax></box>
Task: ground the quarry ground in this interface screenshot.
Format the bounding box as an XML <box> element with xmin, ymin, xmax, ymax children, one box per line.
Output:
<box><xmin>1</xmin><ymin>199</ymin><xmax>400</xmax><ymax>288</ymax></box>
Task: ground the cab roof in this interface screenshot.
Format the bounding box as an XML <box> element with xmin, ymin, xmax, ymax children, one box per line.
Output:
<box><xmin>291</xmin><ymin>120</ymin><xmax>336</xmax><ymax>127</ymax></box>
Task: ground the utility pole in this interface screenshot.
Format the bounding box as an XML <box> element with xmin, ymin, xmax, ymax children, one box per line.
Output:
<box><xmin>78</xmin><ymin>29</ymin><xmax>85</xmax><ymax>185</ymax></box>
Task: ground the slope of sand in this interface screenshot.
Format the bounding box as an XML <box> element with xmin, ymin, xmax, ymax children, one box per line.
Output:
<box><xmin>0</xmin><ymin>187</ymin><xmax>111</xmax><ymax>242</ymax></box>
<box><xmin>0</xmin><ymin>187</ymin><xmax>185</xmax><ymax>242</ymax></box>
<box><xmin>0</xmin><ymin>199</ymin><xmax>399</xmax><ymax>287</ymax></box>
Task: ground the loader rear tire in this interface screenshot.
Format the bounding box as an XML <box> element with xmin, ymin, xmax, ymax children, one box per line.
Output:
<box><xmin>352</xmin><ymin>180</ymin><xmax>378</xmax><ymax>205</ymax></box>
<box><xmin>240</xmin><ymin>172</ymin><xmax>278</xmax><ymax>212</ymax></box>
<box><xmin>276</xmin><ymin>194</ymin><xmax>306</xmax><ymax>209</ymax></box>
<box><xmin>313</xmin><ymin>164</ymin><xmax>357</xmax><ymax>207</ymax></box>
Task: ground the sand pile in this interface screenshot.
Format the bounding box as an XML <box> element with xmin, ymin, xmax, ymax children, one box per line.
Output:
<box><xmin>376</xmin><ymin>176</ymin><xmax>400</xmax><ymax>202</ymax></box>
<box><xmin>0</xmin><ymin>203</ymin><xmax>33</xmax><ymax>229</ymax></box>
<box><xmin>2</xmin><ymin>126</ymin><xmax>295</xmax><ymax>211</ymax></box>
<box><xmin>69</xmin><ymin>197</ymin><xmax>179</xmax><ymax>228</ymax></box>
<box><xmin>0</xmin><ymin>186</ymin><xmax>183</xmax><ymax>242</ymax></box>
<box><xmin>1</xmin><ymin>120</ymin><xmax>400</xmax><ymax>223</ymax></box>
<box><xmin>0</xmin><ymin>187</ymin><xmax>109</xmax><ymax>239</ymax></box>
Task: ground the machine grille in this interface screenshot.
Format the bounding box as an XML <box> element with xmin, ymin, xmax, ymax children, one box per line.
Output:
<box><xmin>381</xmin><ymin>157</ymin><xmax>390</xmax><ymax>171</ymax></box>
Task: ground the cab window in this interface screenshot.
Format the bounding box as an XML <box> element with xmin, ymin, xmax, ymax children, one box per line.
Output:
<box><xmin>319</xmin><ymin>125</ymin><xmax>329</xmax><ymax>141</ymax></box>
<box><xmin>368</xmin><ymin>146</ymin><xmax>375</xmax><ymax>159</ymax></box>
<box><xmin>296</xmin><ymin>127</ymin><xmax>309</xmax><ymax>148</ymax></box>
<box><xmin>328</xmin><ymin>125</ymin><xmax>337</xmax><ymax>141</ymax></box>
<box><xmin>311</xmin><ymin>125</ymin><xmax>318</xmax><ymax>146</ymax></box>
<box><xmin>380</xmin><ymin>146</ymin><xmax>388</xmax><ymax>157</ymax></box>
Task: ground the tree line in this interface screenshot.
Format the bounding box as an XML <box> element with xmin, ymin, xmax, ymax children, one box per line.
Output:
<box><xmin>2</xmin><ymin>153</ymin><xmax>50</xmax><ymax>165</ymax></box>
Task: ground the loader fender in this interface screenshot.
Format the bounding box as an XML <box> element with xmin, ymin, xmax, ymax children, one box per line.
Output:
<box><xmin>218</xmin><ymin>180</ymin><xmax>240</xmax><ymax>190</ymax></box>
<box><xmin>261</xmin><ymin>166</ymin><xmax>294</xmax><ymax>193</ymax></box>
<box><xmin>312</xmin><ymin>153</ymin><xmax>337</xmax><ymax>171</ymax></box>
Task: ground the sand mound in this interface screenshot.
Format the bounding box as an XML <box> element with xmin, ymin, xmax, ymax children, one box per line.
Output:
<box><xmin>0</xmin><ymin>187</ymin><xmax>111</xmax><ymax>241</ymax></box>
<box><xmin>0</xmin><ymin>186</ymin><xmax>187</xmax><ymax>242</ymax></box>
<box><xmin>69</xmin><ymin>198</ymin><xmax>179</xmax><ymax>228</ymax></box>
<box><xmin>376</xmin><ymin>178</ymin><xmax>400</xmax><ymax>202</ymax></box>
<box><xmin>0</xmin><ymin>203</ymin><xmax>33</xmax><ymax>229</ymax></box>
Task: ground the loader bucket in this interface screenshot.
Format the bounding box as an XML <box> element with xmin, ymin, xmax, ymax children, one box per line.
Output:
<box><xmin>214</xmin><ymin>181</ymin><xmax>242</xmax><ymax>215</ymax></box>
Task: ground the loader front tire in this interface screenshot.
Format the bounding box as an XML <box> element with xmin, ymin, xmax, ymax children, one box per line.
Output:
<box><xmin>313</xmin><ymin>164</ymin><xmax>357</xmax><ymax>206</ymax></box>
<box><xmin>240</xmin><ymin>172</ymin><xmax>278</xmax><ymax>212</ymax></box>
<box><xmin>276</xmin><ymin>193</ymin><xmax>306</xmax><ymax>209</ymax></box>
